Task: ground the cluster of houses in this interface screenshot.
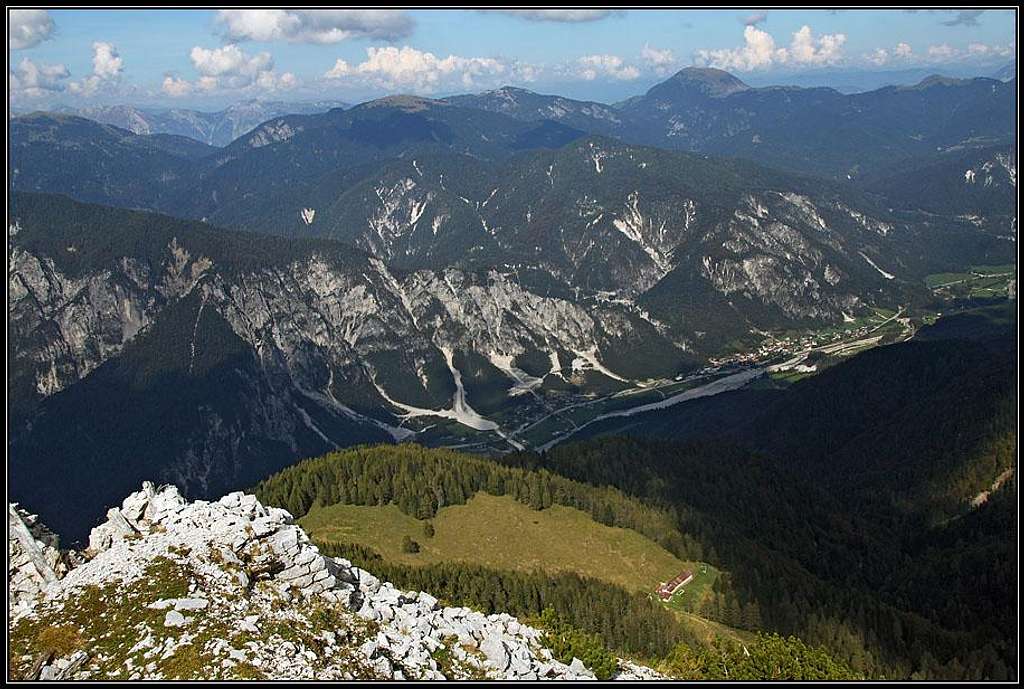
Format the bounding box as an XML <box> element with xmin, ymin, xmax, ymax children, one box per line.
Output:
<box><xmin>708</xmin><ymin>319</ymin><xmax>883</xmax><ymax>369</ymax></box>
<box><xmin>656</xmin><ymin>569</ymin><xmax>694</xmax><ymax>602</ymax></box>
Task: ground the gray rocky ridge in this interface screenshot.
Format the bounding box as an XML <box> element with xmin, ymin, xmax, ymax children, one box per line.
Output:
<box><xmin>8</xmin><ymin>483</ymin><xmax>662</xmax><ymax>681</ymax></box>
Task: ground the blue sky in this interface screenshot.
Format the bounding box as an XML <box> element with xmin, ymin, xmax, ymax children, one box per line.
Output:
<box><xmin>9</xmin><ymin>8</ymin><xmax>1017</xmax><ymax>108</ymax></box>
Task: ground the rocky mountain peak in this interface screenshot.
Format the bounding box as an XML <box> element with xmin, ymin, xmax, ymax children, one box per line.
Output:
<box><xmin>359</xmin><ymin>95</ymin><xmax>445</xmax><ymax>113</ymax></box>
<box><xmin>9</xmin><ymin>504</ymin><xmax>72</xmax><ymax>616</ymax></box>
<box><xmin>911</xmin><ymin>74</ymin><xmax>971</xmax><ymax>89</ymax></box>
<box><xmin>491</xmin><ymin>85</ymin><xmax>534</xmax><ymax>95</ymax></box>
<box><xmin>8</xmin><ymin>483</ymin><xmax>661</xmax><ymax>681</ymax></box>
<box><xmin>662</xmin><ymin>67</ymin><xmax>751</xmax><ymax>97</ymax></box>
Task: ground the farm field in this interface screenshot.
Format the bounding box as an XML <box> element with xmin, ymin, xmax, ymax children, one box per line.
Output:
<box><xmin>925</xmin><ymin>264</ymin><xmax>1016</xmax><ymax>298</ymax></box>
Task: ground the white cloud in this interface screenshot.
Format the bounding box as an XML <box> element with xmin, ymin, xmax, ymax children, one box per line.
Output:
<box><xmin>68</xmin><ymin>77</ymin><xmax>98</xmax><ymax>96</ymax></box>
<box><xmin>162</xmin><ymin>75</ymin><xmax>193</xmax><ymax>97</ymax></box>
<box><xmin>9</xmin><ymin>9</ymin><xmax>55</xmax><ymax>50</ymax></box>
<box><xmin>786</xmin><ymin>25</ymin><xmax>846</xmax><ymax>66</ymax></box>
<box><xmin>216</xmin><ymin>9</ymin><xmax>412</xmax><ymax>44</ymax></box>
<box><xmin>324</xmin><ymin>46</ymin><xmax>510</xmax><ymax>92</ymax></box>
<box><xmin>641</xmin><ymin>44</ymin><xmax>676</xmax><ymax>69</ymax></box>
<box><xmin>695</xmin><ymin>24</ymin><xmax>846</xmax><ymax>71</ymax></box>
<box><xmin>509</xmin><ymin>61</ymin><xmax>541</xmax><ymax>83</ymax></box>
<box><xmin>867</xmin><ymin>48</ymin><xmax>889</xmax><ymax>67</ymax></box>
<box><xmin>695</xmin><ymin>25</ymin><xmax>782</xmax><ymax>71</ymax></box>
<box><xmin>92</xmin><ymin>42</ymin><xmax>123</xmax><ymax>79</ymax></box>
<box><xmin>162</xmin><ymin>44</ymin><xmax>296</xmax><ymax>96</ymax></box>
<box><xmin>967</xmin><ymin>43</ymin><xmax>1013</xmax><ymax>58</ymax></box>
<box><xmin>918</xmin><ymin>42</ymin><xmax>1012</xmax><ymax>64</ymax></box>
<box><xmin>862</xmin><ymin>41</ymin><xmax>919</xmax><ymax>68</ymax></box>
<box><xmin>927</xmin><ymin>43</ymin><xmax>957</xmax><ymax>60</ymax></box>
<box><xmin>492</xmin><ymin>10</ymin><xmax>613</xmax><ymax>23</ymax></box>
<box><xmin>67</xmin><ymin>42</ymin><xmax>124</xmax><ymax>97</ymax></box>
<box><xmin>190</xmin><ymin>44</ymin><xmax>272</xmax><ymax>79</ymax></box>
<box><xmin>10</xmin><ymin>58</ymin><xmax>70</xmax><ymax>99</ymax></box>
<box><xmin>576</xmin><ymin>54</ymin><xmax>640</xmax><ymax>81</ymax></box>
<box><xmin>197</xmin><ymin>76</ymin><xmax>219</xmax><ymax>92</ymax></box>
<box><xmin>256</xmin><ymin>70</ymin><xmax>298</xmax><ymax>91</ymax></box>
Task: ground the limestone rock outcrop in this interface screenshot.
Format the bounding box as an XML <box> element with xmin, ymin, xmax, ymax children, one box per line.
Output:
<box><xmin>9</xmin><ymin>483</ymin><xmax>662</xmax><ymax>681</ymax></box>
<box><xmin>9</xmin><ymin>504</ymin><xmax>69</xmax><ymax>617</ymax></box>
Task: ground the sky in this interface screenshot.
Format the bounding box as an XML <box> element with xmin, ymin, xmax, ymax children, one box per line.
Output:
<box><xmin>8</xmin><ymin>8</ymin><xmax>1017</xmax><ymax>109</ymax></box>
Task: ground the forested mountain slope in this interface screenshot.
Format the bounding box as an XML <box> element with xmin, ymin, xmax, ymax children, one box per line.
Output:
<box><xmin>447</xmin><ymin>68</ymin><xmax>1015</xmax><ymax>181</ymax></box>
<box><xmin>520</xmin><ymin>326</ymin><xmax>1016</xmax><ymax>679</ymax></box>
<box><xmin>250</xmin><ymin>444</ymin><xmax>858</xmax><ymax>679</ymax></box>
<box><xmin>246</xmin><ymin>332</ymin><xmax>1017</xmax><ymax>682</ymax></box>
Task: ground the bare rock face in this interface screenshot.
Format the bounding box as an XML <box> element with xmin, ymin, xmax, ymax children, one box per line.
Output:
<box><xmin>8</xmin><ymin>239</ymin><xmax>211</xmax><ymax>405</ymax></box>
<box><xmin>8</xmin><ymin>504</ymin><xmax>69</xmax><ymax>617</ymax></box>
<box><xmin>8</xmin><ymin>484</ymin><xmax>662</xmax><ymax>681</ymax></box>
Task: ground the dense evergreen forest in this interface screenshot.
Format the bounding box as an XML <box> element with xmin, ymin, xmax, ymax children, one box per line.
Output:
<box><xmin>255</xmin><ymin>329</ymin><xmax>1017</xmax><ymax>680</ymax></box>
<box><xmin>255</xmin><ymin>444</ymin><xmax>698</xmax><ymax>560</ymax></box>
<box><xmin>256</xmin><ymin>448</ymin><xmax>857</xmax><ymax>679</ymax></box>
<box><xmin>501</xmin><ymin>331</ymin><xmax>1017</xmax><ymax>680</ymax></box>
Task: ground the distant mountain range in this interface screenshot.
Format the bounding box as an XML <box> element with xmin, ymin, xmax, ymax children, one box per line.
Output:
<box><xmin>992</xmin><ymin>60</ymin><xmax>1016</xmax><ymax>81</ymax></box>
<box><xmin>10</xmin><ymin>68</ymin><xmax>1015</xmax><ymax>361</ymax></box>
<box><xmin>20</xmin><ymin>66</ymin><xmax>1014</xmax><ymax>180</ymax></box>
<box><xmin>11</xmin><ymin>67</ymin><xmax>1016</xmax><ymax>224</ymax></box>
<box><xmin>12</xmin><ymin>101</ymin><xmax>1012</xmax><ymax>335</ymax></box>
<box><xmin>7</xmin><ymin>65</ymin><xmax>1017</xmax><ymax>542</ymax></box>
<box><xmin>744</xmin><ymin>64</ymin><xmax>1016</xmax><ymax>93</ymax></box>
<box><xmin>513</xmin><ymin>68</ymin><xmax>1014</xmax><ymax>178</ymax></box>
<box><xmin>42</xmin><ymin>99</ymin><xmax>350</xmax><ymax>147</ymax></box>
<box><xmin>431</xmin><ymin>68</ymin><xmax>1017</xmax><ymax>180</ymax></box>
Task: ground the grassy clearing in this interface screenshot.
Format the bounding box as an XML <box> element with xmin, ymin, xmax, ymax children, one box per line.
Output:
<box><xmin>675</xmin><ymin>611</ymin><xmax>757</xmax><ymax>647</ymax></box>
<box><xmin>868</xmin><ymin>306</ymin><xmax>897</xmax><ymax>320</ymax></box>
<box><xmin>969</xmin><ymin>263</ymin><xmax>1016</xmax><ymax>276</ymax></box>
<box><xmin>654</xmin><ymin>566</ymin><xmax>756</xmax><ymax>649</ymax></box>
<box><xmin>301</xmin><ymin>492</ymin><xmax>688</xmax><ymax>593</ymax></box>
<box><xmin>662</xmin><ymin>563</ymin><xmax>719</xmax><ymax>614</ymax></box>
<box><xmin>925</xmin><ymin>264</ymin><xmax>1016</xmax><ymax>297</ymax></box>
<box><xmin>769</xmin><ymin>370</ymin><xmax>814</xmax><ymax>384</ymax></box>
<box><xmin>925</xmin><ymin>272</ymin><xmax>973</xmax><ymax>289</ymax></box>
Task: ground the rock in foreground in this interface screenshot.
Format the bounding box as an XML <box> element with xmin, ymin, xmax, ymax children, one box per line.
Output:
<box><xmin>8</xmin><ymin>483</ymin><xmax>661</xmax><ymax>681</ymax></box>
